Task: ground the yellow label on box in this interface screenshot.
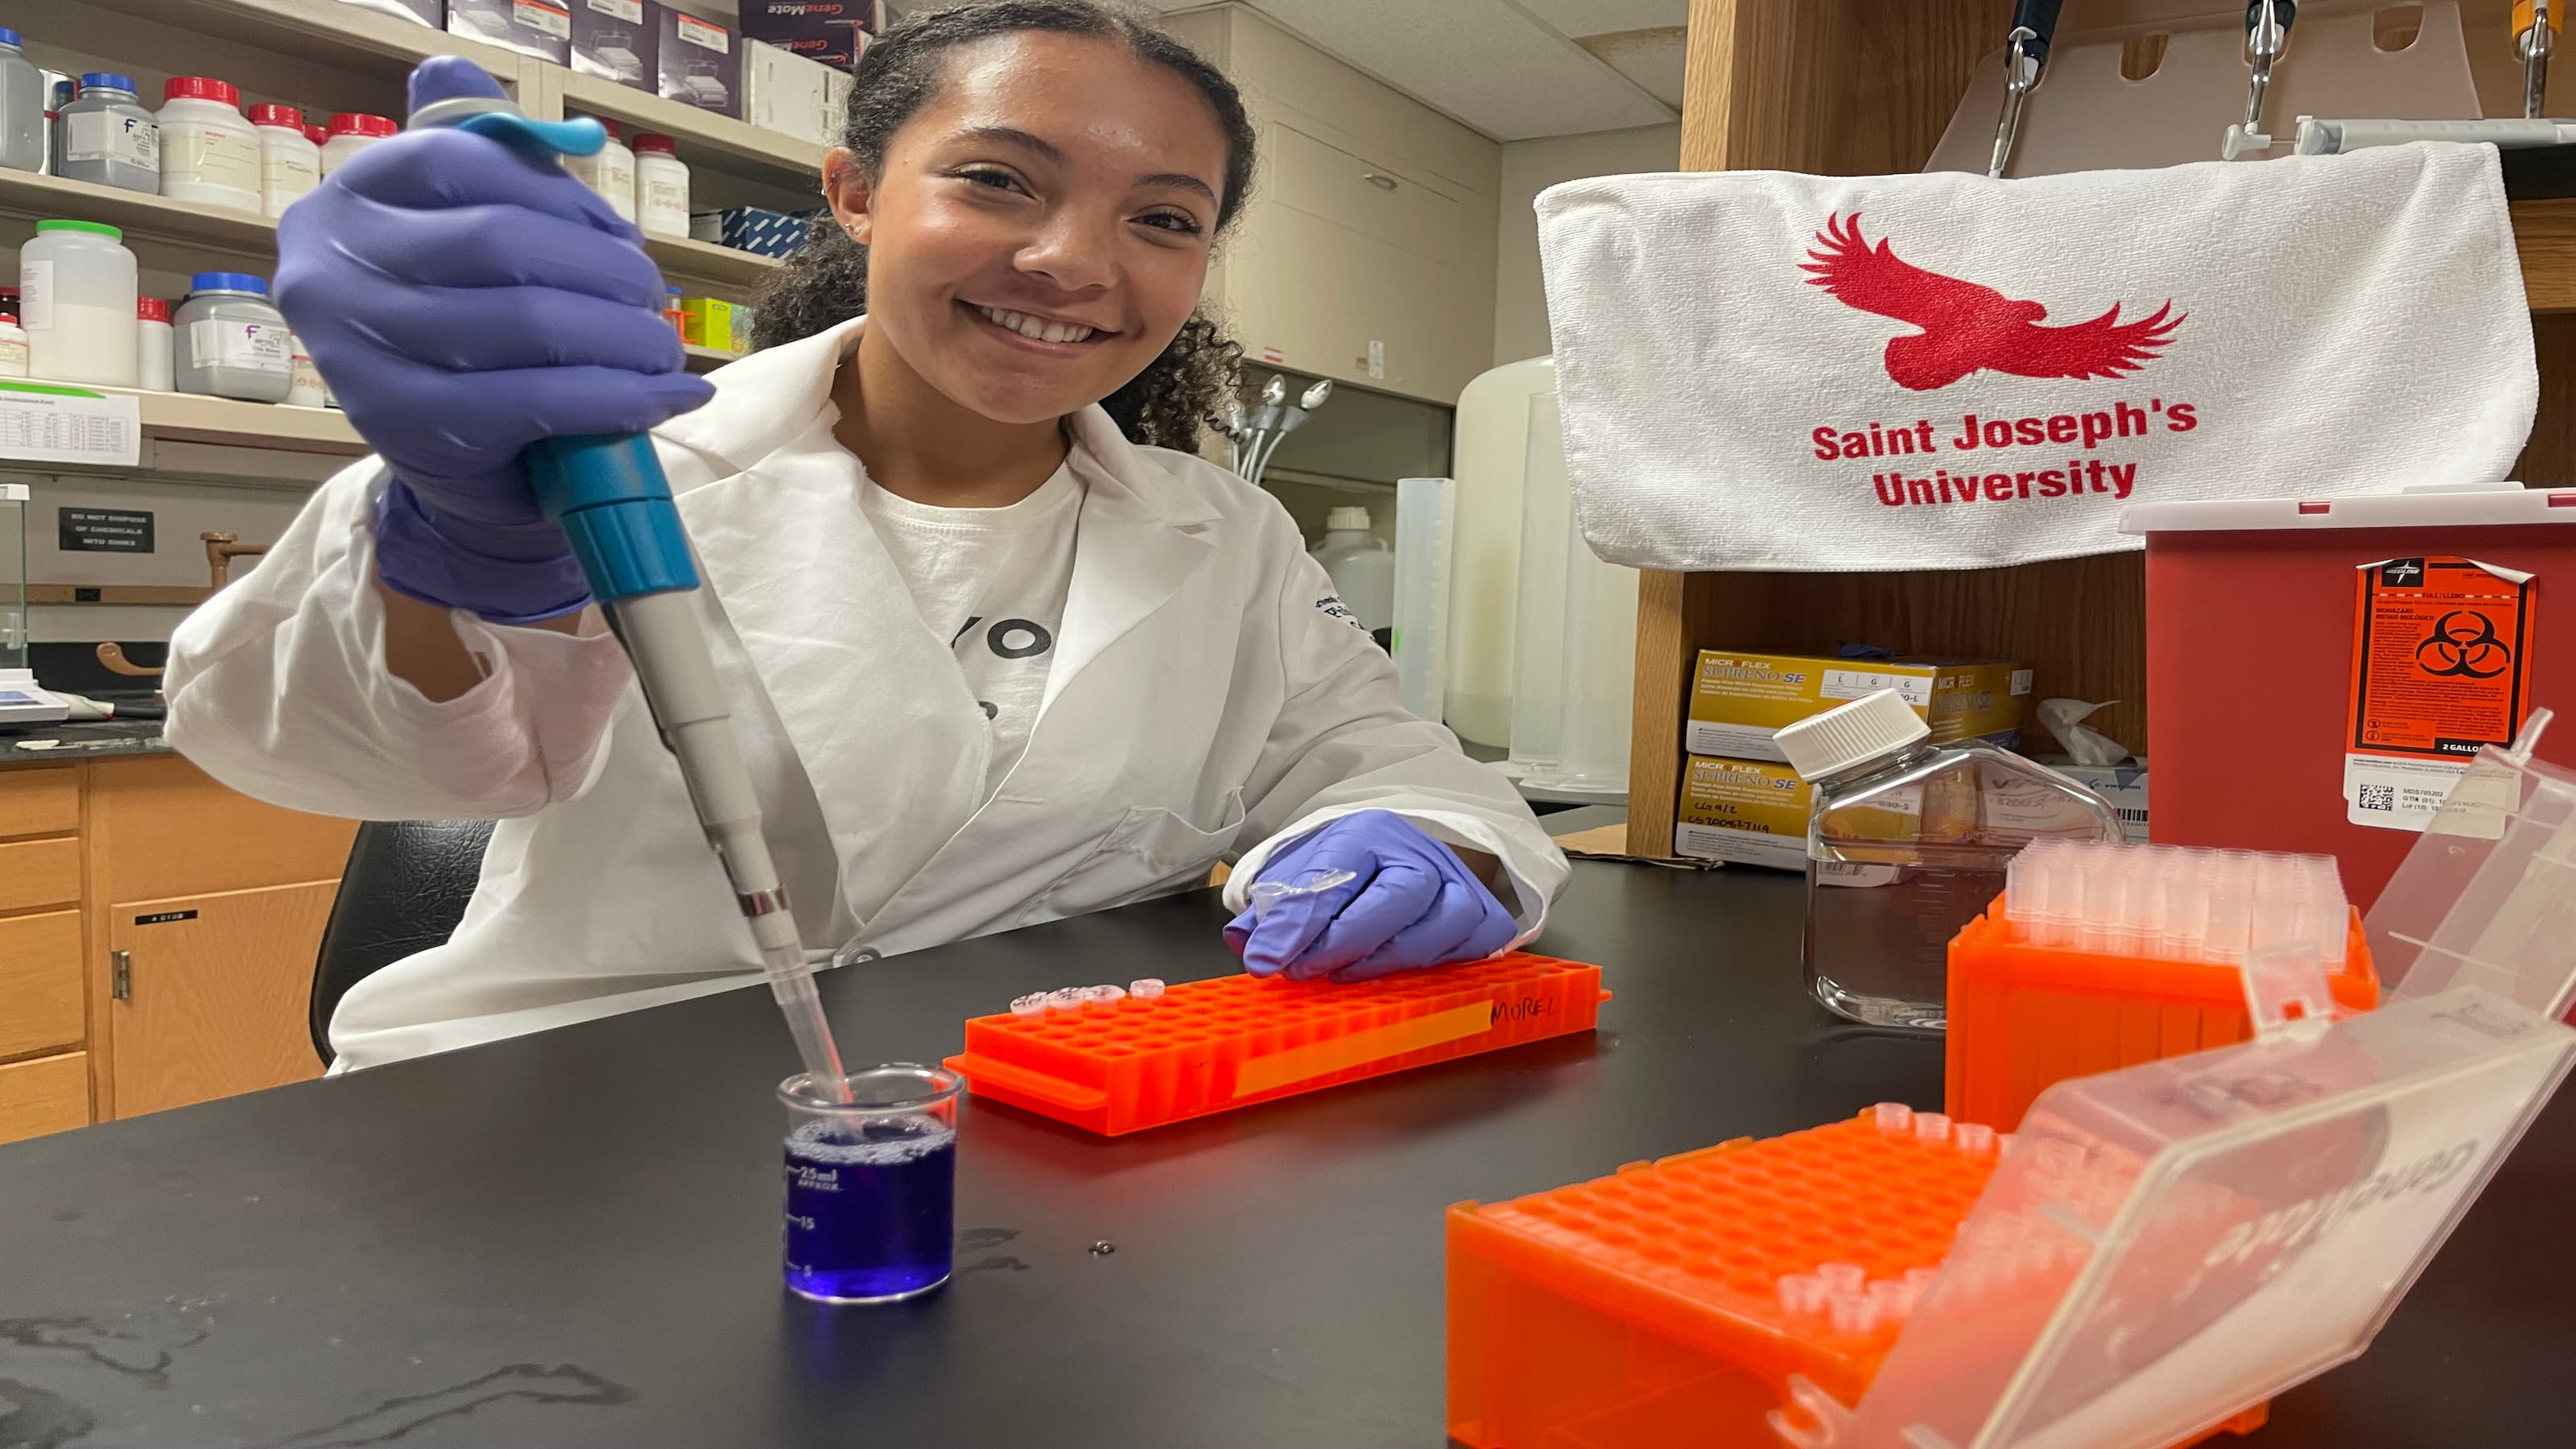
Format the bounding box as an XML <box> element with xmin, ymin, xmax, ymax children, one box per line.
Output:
<box><xmin>679</xmin><ymin>297</ymin><xmax>734</xmax><ymax>353</ymax></box>
<box><xmin>1672</xmin><ymin>756</ymin><xmax>1810</xmax><ymax>869</ymax></box>
<box><xmin>1685</xmin><ymin>651</ymin><xmax>2029</xmax><ymax>762</ymax></box>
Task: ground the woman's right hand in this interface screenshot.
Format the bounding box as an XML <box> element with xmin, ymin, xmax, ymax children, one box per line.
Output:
<box><xmin>275</xmin><ymin>58</ymin><xmax>714</xmax><ymax>624</ymax></box>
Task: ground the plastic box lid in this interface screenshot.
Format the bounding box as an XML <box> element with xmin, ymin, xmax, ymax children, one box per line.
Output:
<box><xmin>1782</xmin><ymin>717</ymin><xmax>2576</xmax><ymax>1448</ymax></box>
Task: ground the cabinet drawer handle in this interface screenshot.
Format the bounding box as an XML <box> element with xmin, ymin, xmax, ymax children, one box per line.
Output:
<box><xmin>111</xmin><ymin>949</ymin><xmax>131</xmax><ymax>1001</ymax></box>
<box><xmin>1362</xmin><ymin>171</ymin><xmax>1397</xmax><ymax>191</ymax></box>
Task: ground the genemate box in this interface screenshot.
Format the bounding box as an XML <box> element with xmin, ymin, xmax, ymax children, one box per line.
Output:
<box><xmin>1686</xmin><ymin>650</ymin><xmax>2029</xmax><ymax>762</ymax></box>
<box><xmin>1946</xmin><ymin>896</ymin><xmax>2377</xmax><ymax>1132</ymax></box>
<box><xmin>944</xmin><ymin>953</ymin><xmax>1608</xmax><ymax>1136</ymax></box>
<box><xmin>1447</xmin><ymin>1108</ymin><xmax>2268</xmax><ymax>1449</ymax></box>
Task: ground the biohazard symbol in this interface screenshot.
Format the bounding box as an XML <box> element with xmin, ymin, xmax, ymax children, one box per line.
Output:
<box><xmin>2416</xmin><ymin>611</ymin><xmax>2512</xmax><ymax>679</ymax></box>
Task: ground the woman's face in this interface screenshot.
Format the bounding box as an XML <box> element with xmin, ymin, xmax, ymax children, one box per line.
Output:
<box><xmin>829</xmin><ymin>32</ymin><xmax>1230</xmax><ymax>425</ymax></box>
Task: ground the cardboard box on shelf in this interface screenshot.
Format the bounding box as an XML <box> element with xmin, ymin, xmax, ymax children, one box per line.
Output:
<box><xmin>742</xmin><ymin>2</ymin><xmax>882</xmax><ymax>71</ymax></box>
<box><xmin>655</xmin><ymin>3</ymin><xmax>742</xmax><ymax>118</ymax></box>
<box><xmin>1684</xmin><ymin>650</ymin><xmax>2029</xmax><ymax>763</ymax></box>
<box><xmin>572</xmin><ymin>0</ymin><xmax>656</xmax><ymax>88</ymax></box>
<box><xmin>1672</xmin><ymin>755</ymin><xmax>1811</xmax><ymax>869</ymax></box>
<box><xmin>745</xmin><ymin>40</ymin><xmax>843</xmax><ymax>145</ymax></box>
<box><xmin>679</xmin><ymin>297</ymin><xmax>734</xmax><ymax>352</ymax></box>
<box><xmin>448</xmin><ymin>0</ymin><xmax>572</xmax><ymax>64</ymax></box>
<box><xmin>718</xmin><ymin>205</ymin><xmax>821</xmax><ymax>258</ymax></box>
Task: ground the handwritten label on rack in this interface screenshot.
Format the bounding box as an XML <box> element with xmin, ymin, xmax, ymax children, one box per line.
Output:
<box><xmin>0</xmin><ymin>383</ymin><xmax>139</xmax><ymax>468</ymax></box>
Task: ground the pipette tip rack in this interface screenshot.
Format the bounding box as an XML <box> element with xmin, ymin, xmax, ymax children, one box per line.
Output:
<box><xmin>944</xmin><ymin>953</ymin><xmax>1609</xmax><ymax>1136</ymax></box>
<box><xmin>1951</xmin><ymin>842</ymin><xmax>2379</xmax><ymax>1132</ymax></box>
<box><xmin>1446</xmin><ymin>1107</ymin><xmax>2269</xmax><ymax>1449</ymax></box>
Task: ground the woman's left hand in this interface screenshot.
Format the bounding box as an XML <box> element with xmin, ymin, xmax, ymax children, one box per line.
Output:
<box><xmin>1224</xmin><ymin>811</ymin><xmax>1518</xmax><ymax>982</ymax></box>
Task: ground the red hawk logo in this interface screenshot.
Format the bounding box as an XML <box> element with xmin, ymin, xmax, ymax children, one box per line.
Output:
<box><xmin>1802</xmin><ymin>213</ymin><xmax>2183</xmax><ymax>391</ymax></box>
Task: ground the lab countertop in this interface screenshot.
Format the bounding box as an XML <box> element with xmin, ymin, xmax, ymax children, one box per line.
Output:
<box><xmin>0</xmin><ymin>865</ymin><xmax>2567</xmax><ymax>1447</ymax></box>
<box><xmin>0</xmin><ymin>717</ymin><xmax>172</xmax><ymax>761</ymax></box>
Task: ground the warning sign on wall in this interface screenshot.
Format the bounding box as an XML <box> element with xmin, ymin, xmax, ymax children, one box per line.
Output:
<box><xmin>2344</xmin><ymin>555</ymin><xmax>2534</xmax><ymax>832</ymax></box>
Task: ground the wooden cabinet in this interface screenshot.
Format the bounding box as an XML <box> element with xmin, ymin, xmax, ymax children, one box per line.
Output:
<box><xmin>0</xmin><ymin>753</ymin><xmax>353</xmax><ymax>1144</ymax></box>
<box><xmin>1165</xmin><ymin>4</ymin><xmax>1501</xmax><ymax>405</ymax></box>
<box><xmin>109</xmin><ymin>882</ymin><xmax>337</xmax><ymax>1118</ymax></box>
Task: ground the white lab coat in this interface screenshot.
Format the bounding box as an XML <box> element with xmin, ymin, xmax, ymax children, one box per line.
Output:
<box><xmin>166</xmin><ymin>318</ymin><xmax>1567</xmax><ymax>1069</ymax></box>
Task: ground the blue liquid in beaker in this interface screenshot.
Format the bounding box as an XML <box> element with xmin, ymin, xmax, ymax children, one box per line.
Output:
<box><xmin>782</xmin><ymin>1117</ymin><xmax>956</xmax><ymax>1302</ymax></box>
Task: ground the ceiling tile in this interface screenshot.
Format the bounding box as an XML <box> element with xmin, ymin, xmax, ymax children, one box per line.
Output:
<box><xmin>1576</xmin><ymin>26</ymin><xmax>1686</xmax><ymax>106</ymax></box>
<box><xmin>1206</xmin><ymin>0</ymin><xmax>1676</xmax><ymax>139</ymax></box>
<box><xmin>1514</xmin><ymin>0</ymin><xmax>1690</xmax><ymax>39</ymax></box>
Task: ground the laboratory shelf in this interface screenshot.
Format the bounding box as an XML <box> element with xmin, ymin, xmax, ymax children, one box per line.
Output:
<box><xmin>0</xmin><ymin>169</ymin><xmax>279</xmax><ymax>262</ymax></box>
<box><xmin>106</xmin><ymin>386</ymin><xmax>367</xmax><ymax>456</ymax></box>
<box><xmin>646</xmin><ymin>233</ymin><xmax>783</xmax><ymax>293</ymax></box>
<box><xmin>555</xmin><ymin>70</ymin><xmax>828</xmax><ymax>193</ymax></box>
<box><xmin>683</xmin><ymin>345</ymin><xmax>743</xmax><ymax>373</ymax></box>
<box><xmin>31</xmin><ymin>0</ymin><xmax>526</xmax><ymax>87</ymax></box>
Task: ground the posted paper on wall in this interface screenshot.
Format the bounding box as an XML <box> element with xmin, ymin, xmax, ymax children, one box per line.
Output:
<box><xmin>0</xmin><ymin>382</ymin><xmax>140</xmax><ymax>469</ymax></box>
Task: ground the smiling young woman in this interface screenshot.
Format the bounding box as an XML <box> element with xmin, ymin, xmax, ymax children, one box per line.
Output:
<box><xmin>164</xmin><ymin>2</ymin><xmax>1567</xmax><ymax>1071</ymax></box>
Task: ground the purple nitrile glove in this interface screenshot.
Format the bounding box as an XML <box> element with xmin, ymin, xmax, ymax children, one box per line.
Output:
<box><xmin>273</xmin><ymin>56</ymin><xmax>712</xmax><ymax>624</ymax></box>
<box><xmin>1224</xmin><ymin>811</ymin><xmax>1518</xmax><ymax>983</ymax></box>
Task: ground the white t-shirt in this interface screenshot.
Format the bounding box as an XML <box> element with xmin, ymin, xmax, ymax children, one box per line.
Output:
<box><xmin>859</xmin><ymin>463</ymin><xmax>1084</xmax><ymax>797</ymax></box>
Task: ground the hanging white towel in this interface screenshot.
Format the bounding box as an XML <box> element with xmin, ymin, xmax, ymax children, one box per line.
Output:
<box><xmin>1534</xmin><ymin>144</ymin><xmax>2534</xmax><ymax>573</ymax></box>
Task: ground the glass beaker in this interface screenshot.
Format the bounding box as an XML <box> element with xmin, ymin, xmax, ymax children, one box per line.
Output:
<box><xmin>778</xmin><ymin>1063</ymin><xmax>961</xmax><ymax>1304</ymax></box>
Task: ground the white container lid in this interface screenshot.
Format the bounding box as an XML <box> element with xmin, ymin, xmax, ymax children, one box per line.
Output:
<box><xmin>1326</xmin><ymin>506</ymin><xmax>1372</xmax><ymax>531</ymax></box>
<box><xmin>1773</xmin><ymin>687</ymin><xmax>1928</xmax><ymax>781</ymax></box>
<box><xmin>2120</xmin><ymin>482</ymin><xmax>2576</xmax><ymax>535</ymax></box>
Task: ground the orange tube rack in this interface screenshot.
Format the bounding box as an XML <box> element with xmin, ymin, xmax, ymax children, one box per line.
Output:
<box><xmin>1447</xmin><ymin>1109</ymin><xmax>2268</xmax><ymax>1449</ymax></box>
<box><xmin>943</xmin><ymin>953</ymin><xmax>1608</xmax><ymax>1136</ymax></box>
<box><xmin>1946</xmin><ymin>895</ymin><xmax>2378</xmax><ymax>1132</ymax></box>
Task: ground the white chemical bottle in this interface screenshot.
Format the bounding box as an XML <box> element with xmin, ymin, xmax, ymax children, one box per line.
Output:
<box><xmin>1775</xmin><ymin>688</ymin><xmax>2124</xmax><ymax>1033</ymax></box>
<box><xmin>21</xmin><ymin>218</ymin><xmax>138</xmax><ymax>386</ymax></box>
<box><xmin>173</xmin><ymin>271</ymin><xmax>291</xmax><ymax>403</ymax></box>
<box><xmin>0</xmin><ymin>312</ymin><xmax>26</xmax><ymax>378</ymax></box>
<box><xmin>157</xmin><ymin>76</ymin><xmax>262</xmax><ymax>213</ymax></box>
<box><xmin>320</xmin><ymin>112</ymin><xmax>395</xmax><ymax>175</ymax></box>
<box><xmin>564</xmin><ymin>117</ymin><xmax>637</xmax><ymax>223</ymax></box>
<box><xmin>136</xmin><ymin>297</ymin><xmax>172</xmax><ymax>391</ymax></box>
<box><xmin>1309</xmin><ymin>506</ymin><xmax>1395</xmax><ymax>647</ymax></box>
<box><xmin>634</xmin><ymin>131</ymin><xmax>690</xmax><ymax>237</ymax></box>
<box><xmin>285</xmin><ymin>331</ymin><xmax>326</xmax><ymax>407</ymax></box>
<box><xmin>0</xmin><ymin>27</ymin><xmax>41</xmax><ymax>174</ymax></box>
<box><xmin>55</xmin><ymin>73</ymin><xmax>159</xmax><ymax>194</ymax></box>
<box><xmin>251</xmin><ymin>103</ymin><xmax>320</xmax><ymax>217</ymax></box>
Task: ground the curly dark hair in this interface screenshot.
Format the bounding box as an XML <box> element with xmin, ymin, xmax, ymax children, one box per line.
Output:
<box><xmin>749</xmin><ymin>1</ymin><xmax>1254</xmax><ymax>451</ymax></box>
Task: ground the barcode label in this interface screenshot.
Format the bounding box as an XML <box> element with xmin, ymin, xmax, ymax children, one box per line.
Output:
<box><xmin>2357</xmin><ymin>784</ymin><xmax>2396</xmax><ymax>812</ymax></box>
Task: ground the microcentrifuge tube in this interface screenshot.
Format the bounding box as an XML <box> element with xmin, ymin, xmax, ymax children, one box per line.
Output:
<box><xmin>1129</xmin><ymin>977</ymin><xmax>1166</xmax><ymax>1000</ymax></box>
<box><xmin>1009</xmin><ymin>993</ymin><xmax>1047</xmax><ymax>1018</ymax></box>
<box><xmin>1952</xmin><ymin>1121</ymin><xmax>1997</xmax><ymax>1154</ymax></box>
<box><xmin>1912</xmin><ymin>1112</ymin><xmax>1951</xmax><ymax>1146</ymax></box>
<box><xmin>1827</xmin><ymin>1291</ymin><xmax>1880</xmax><ymax>1335</ymax></box>
<box><xmin>1775</xmin><ymin>1273</ymin><xmax>1827</xmax><ymax>1314</ymax></box>
<box><xmin>1815</xmin><ymin>1262</ymin><xmax>1866</xmax><ymax>1294</ymax></box>
<box><xmin>1247</xmin><ymin>866</ymin><xmax>1359</xmax><ymax>919</ymax></box>
<box><xmin>1084</xmin><ymin>984</ymin><xmax>1127</xmax><ymax>1007</ymax></box>
<box><xmin>1046</xmin><ymin>988</ymin><xmax>1086</xmax><ymax>1013</ymax></box>
<box><xmin>1871</xmin><ymin>1102</ymin><xmax>1913</xmax><ymax>1134</ymax></box>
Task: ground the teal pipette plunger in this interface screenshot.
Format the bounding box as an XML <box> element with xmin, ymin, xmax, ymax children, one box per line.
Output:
<box><xmin>406</xmin><ymin>66</ymin><xmax>852</xmax><ymax>1101</ymax></box>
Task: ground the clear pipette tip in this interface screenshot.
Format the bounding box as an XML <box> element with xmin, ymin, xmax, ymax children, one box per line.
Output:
<box><xmin>762</xmin><ymin>941</ymin><xmax>851</xmax><ymax>1103</ymax></box>
<box><xmin>1247</xmin><ymin>866</ymin><xmax>1359</xmax><ymax>920</ymax></box>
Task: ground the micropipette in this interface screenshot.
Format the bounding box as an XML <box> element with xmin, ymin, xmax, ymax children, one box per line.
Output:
<box><xmin>404</xmin><ymin>62</ymin><xmax>851</xmax><ymax>1102</ymax></box>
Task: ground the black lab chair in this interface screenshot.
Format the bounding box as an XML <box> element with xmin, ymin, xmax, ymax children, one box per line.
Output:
<box><xmin>308</xmin><ymin>819</ymin><xmax>496</xmax><ymax>1063</ymax></box>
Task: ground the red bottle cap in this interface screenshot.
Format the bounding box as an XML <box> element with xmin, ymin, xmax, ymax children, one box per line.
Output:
<box><xmin>593</xmin><ymin>118</ymin><xmax>622</xmax><ymax>142</ymax></box>
<box><xmin>163</xmin><ymin>76</ymin><xmax>242</xmax><ymax>107</ymax></box>
<box><xmin>303</xmin><ymin>125</ymin><xmax>328</xmax><ymax>147</ymax></box>
<box><xmin>249</xmin><ymin>103</ymin><xmax>303</xmax><ymax>129</ymax></box>
<box><xmin>138</xmin><ymin>298</ymin><xmax>171</xmax><ymax>323</ymax></box>
<box><xmin>632</xmin><ymin>132</ymin><xmax>678</xmax><ymax>155</ymax></box>
<box><xmin>328</xmin><ymin>114</ymin><xmax>398</xmax><ymax>139</ymax></box>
